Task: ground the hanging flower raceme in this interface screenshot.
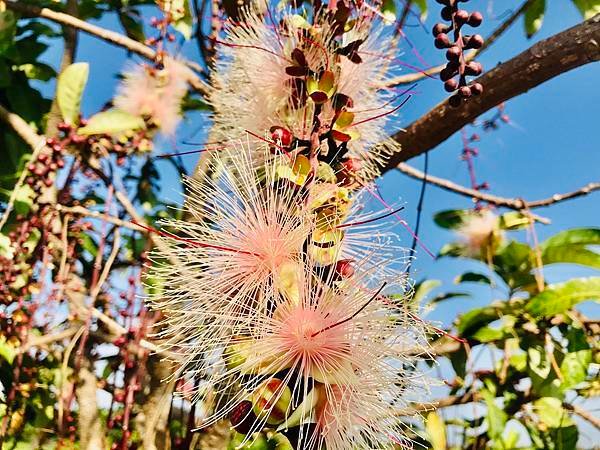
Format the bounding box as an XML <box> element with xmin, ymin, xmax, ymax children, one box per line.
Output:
<box><xmin>145</xmin><ymin>1</ymin><xmax>435</xmax><ymax>449</ymax></box>
<box><xmin>208</xmin><ymin>2</ymin><xmax>408</xmax><ymax>177</ymax></box>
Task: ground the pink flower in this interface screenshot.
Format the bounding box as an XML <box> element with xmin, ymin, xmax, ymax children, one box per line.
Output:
<box><xmin>114</xmin><ymin>57</ymin><xmax>192</xmax><ymax>135</ymax></box>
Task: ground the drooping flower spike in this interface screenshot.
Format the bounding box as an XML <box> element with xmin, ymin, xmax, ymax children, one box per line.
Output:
<box><xmin>208</xmin><ymin>3</ymin><xmax>409</xmax><ymax>177</ymax></box>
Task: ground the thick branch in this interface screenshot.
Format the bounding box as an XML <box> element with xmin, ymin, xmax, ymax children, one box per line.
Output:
<box><xmin>379</xmin><ymin>15</ymin><xmax>600</xmax><ymax>173</ymax></box>
<box><xmin>4</xmin><ymin>1</ymin><xmax>209</xmax><ymax>96</ymax></box>
<box><xmin>397</xmin><ymin>162</ymin><xmax>600</xmax><ymax>211</ymax></box>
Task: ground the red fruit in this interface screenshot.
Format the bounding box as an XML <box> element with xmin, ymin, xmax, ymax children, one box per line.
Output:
<box><xmin>445</xmin><ymin>46</ymin><xmax>461</xmax><ymax>61</ymax></box>
<box><xmin>434</xmin><ymin>33</ymin><xmax>451</xmax><ymax>49</ymax></box>
<box><xmin>468</xmin><ymin>11</ymin><xmax>483</xmax><ymax>27</ymax></box>
<box><xmin>432</xmin><ymin>23</ymin><xmax>448</xmax><ymax>37</ymax></box>
<box><xmin>270</xmin><ymin>126</ymin><xmax>294</xmax><ymax>147</ymax></box>
<box><xmin>444</xmin><ymin>79</ymin><xmax>459</xmax><ymax>92</ymax></box>
<box><xmin>471</xmin><ymin>83</ymin><xmax>484</xmax><ymax>96</ymax></box>
<box><xmin>335</xmin><ymin>259</ymin><xmax>355</xmax><ymax>279</ymax></box>
<box><xmin>230</xmin><ymin>400</ymin><xmax>256</xmax><ymax>434</ymax></box>
<box><xmin>455</xmin><ymin>9</ymin><xmax>469</xmax><ymax>24</ymax></box>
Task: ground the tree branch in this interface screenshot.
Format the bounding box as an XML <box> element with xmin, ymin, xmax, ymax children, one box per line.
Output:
<box><xmin>378</xmin><ymin>14</ymin><xmax>600</xmax><ymax>173</ymax></box>
<box><xmin>397</xmin><ymin>391</ymin><xmax>479</xmax><ymax>416</ymax></box>
<box><xmin>397</xmin><ymin>162</ymin><xmax>600</xmax><ymax>212</ymax></box>
<box><xmin>383</xmin><ymin>0</ymin><xmax>536</xmax><ymax>87</ymax></box>
<box><xmin>4</xmin><ymin>1</ymin><xmax>209</xmax><ymax>96</ymax></box>
<box><xmin>563</xmin><ymin>402</ymin><xmax>600</xmax><ymax>429</ymax></box>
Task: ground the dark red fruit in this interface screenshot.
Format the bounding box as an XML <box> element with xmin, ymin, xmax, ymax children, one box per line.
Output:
<box><xmin>468</xmin><ymin>11</ymin><xmax>483</xmax><ymax>27</ymax></box>
<box><xmin>444</xmin><ymin>79</ymin><xmax>459</xmax><ymax>92</ymax></box>
<box><xmin>230</xmin><ymin>400</ymin><xmax>256</xmax><ymax>435</ymax></box>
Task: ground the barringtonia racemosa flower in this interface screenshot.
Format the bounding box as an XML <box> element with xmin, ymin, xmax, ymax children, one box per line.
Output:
<box><xmin>189</xmin><ymin>258</ymin><xmax>430</xmax><ymax>450</ymax></box>
<box><xmin>208</xmin><ymin>3</ymin><xmax>406</xmax><ymax>177</ymax></box>
<box><xmin>114</xmin><ymin>57</ymin><xmax>193</xmax><ymax>135</ymax></box>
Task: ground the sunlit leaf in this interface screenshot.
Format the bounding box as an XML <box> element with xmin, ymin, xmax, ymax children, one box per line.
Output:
<box><xmin>526</xmin><ymin>277</ymin><xmax>600</xmax><ymax>317</ymax></box>
<box><xmin>56</xmin><ymin>62</ymin><xmax>89</xmax><ymax>125</ymax></box>
<box><xmin>525</xmin><ymin>0</ymin><xmax>546</xmax><ymax>38</ymax></box>
<box><xmin>541</xmin><ymin>228</ymin><xmax>600</xmax><ymax>270</ymax></box>
<box><xmin>571</xmin><ymin>0</ymin><xmax>600</xmax><ymax>19</ymax></box>
<box><xmin>78</xmin><ymin>109</ymin><xmax>145</xmax><ymax>135</ymax></box>
<box><xmin>425</xmin><ymin>411</ymin><xmax>446</xmax><ymax>450</ymax></box>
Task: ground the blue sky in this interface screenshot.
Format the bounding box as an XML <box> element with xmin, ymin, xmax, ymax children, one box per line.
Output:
<box><xmin>35</xmin><ymin>0</ymin><xmax>600</xmax><ymax>324</ymax></box>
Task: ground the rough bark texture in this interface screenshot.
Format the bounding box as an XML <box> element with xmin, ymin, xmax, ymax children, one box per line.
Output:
<box><xmin>378</xmin><ymin>14</ymin><xmax>600</xmax><ymax>174</ymax></box>
<box><xmin>76</xmin><ymin>361</ymin><xmax>105</xmax><ymax>450</ymax></box>
<box><xmin>136</xmin><ymin>355</ymin><xmax>176</xmax><ymax>450</ymax></box>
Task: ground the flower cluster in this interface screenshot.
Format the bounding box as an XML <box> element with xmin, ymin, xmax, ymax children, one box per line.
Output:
<box><xmin>148</xmin><ymin>2</ymin><xmax>431</xmax><ymax>449</ymax></box>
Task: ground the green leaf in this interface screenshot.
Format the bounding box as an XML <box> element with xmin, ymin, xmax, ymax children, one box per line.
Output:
<box><xmin>425</xmin><ymin>411</ymin><xmax>446</xmax><ymax>450</ymax></box>
<box><xmin>413</xmin><ymin>0</ymin><xmax>428</xmax><ymax>20</ymax></box>
<box><xmin>381</xmin><ymin>0</ymin><xmax>396</xmax><ymax>22</ymax></box>
<box><xmin>433</xmin><ymin>209</ymin><xmax>473</xmax><ymax>230</ymax></box>
<box><xmin>78</xmin><ymin>109</ymin><xmax>145</xmax><ymax>135</ymax></box>
<box><xmin>170</xmin><ymin>0</ymin><xmax>193</xmax><ymax>39</ymax></box>
<box><xmin>0</xmin><ymin>234</ymin><xmax>14</xmax><ymax>259</ymax></box>
<box><xmin>14</xmin><ymin>184</ymin><xmax>35</xmax><ymax>216</ymax></box>
<box><xmin>16</xmin><ymin>63</ymin><xmax>56</xmax><ymax>81</ymax></box>
<box><xmin>457</xmin><ymin>306</ymin><xmax>500</xmax><ymax>336</ymax></box>
<box><xmin>454</xmin><ymin>272</ymin><xmax>492</xmax><ymax>285</ymax></box>
<box><xmin>56</xmin><ymin>62</ymin><xmax>89</xmax><ymax>125</ymax></box>
<box><xmin>0</xmin><ymin>336</ymin><xmax>16</xmax><ymax>364</ymax></box>
<box><xmin>0</xmin><ymin>11</ymin><xmax>17</xmax><ymax>55</ymax></box>
<box><xmin>429</xmin><ymin>291</ymin><xmax>470</xmax><ymax>304</ymax></box>
<box><xmin>438</xmin><ymin>242</ymin><xmax>468</xmax><ymax>257</ymax></box>
<box><xmin>571</xmin><ymin>0</ymin><xmax>600</xmax><ymax>19</ymax></box>
<box><xmin>541</xmin><ymin>228</ymin><xmax>600</xmax><ymax>269</ymax></box>
<box><xmin>526</xmin><ymin>277</ymin><xmax>600</xmax><ymax>317</ymax></box>
<box><xmin>412</xmin><ymin>279</ymin><xmax>441</xmax><ymax>304</ymax></box>
<box><xmin>498</xmin><ymin>211</ymin><xmax>532</xmax><ymax>230</ymax></box>
<box><xmin>525</xmin><ymin>0</ymin><xmax>546</xmax><ymax>38</ymax></box>
<box><xmin>472</xmin><ymin>326</ymin><xmax>505</xmax><ymax>343</ymax></box>
<box><xmin>482</xmin><ymin>388</ymin><xmax>507</xmax><ymax>439</ymax></box>
<box><xmin>493</xmin><ymin>241</ymin><xmax>536</xmax><ymax>291</ymax></box>
<box><xmin>560</xmin><ymin>328</ymin><xmax>592</xmax><ymax>389</ymax></box>
<box><xmin>534</xmin><ymin>397</ymin><xmax>573</xmax><ymax>428</ymax></box>
<box><xmin>118</xmin><ymin>10</ymin><xmax>145</xmax><ymax>42</ymax></box>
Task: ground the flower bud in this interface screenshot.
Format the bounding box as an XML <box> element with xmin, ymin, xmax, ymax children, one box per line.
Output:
<box><xmin>468</xmin><ymin>11</ymin><xmax>483</xmax><ymax>27</ymax></box>
<box><xmin>471</xmin><ymin>83</ymin><xmax>484</xmax><ymax>96</ymax></box>
<box><xmin>432</xmin><ymin>23</ymin><xmax>448</xmax><ymax>37</ymax></box>
<box><xmin>270</xmin><ymin>126</ymin><xmax>293</xmax><ymax>147</ymax></box>
<box><xmin>335</xmin><ymin>259</ymin><xmax>355</xmax><ymax>279</ymax></box>
<box><xmin>252</xmin><ymin>378</ymin><xmax>292</xmax><ymax>425</ymax></box>
<box><xmin>444</xmin><ymin>79</ymin><xmax>459</xmax><ymax>92</ymax></box>
<box><xmin>434</xmin><ymin>33</ymin><xmax>451</xmax><ymax>49</ymax></box>
<box><xmin>230</xmin><ymin>400</ymin><xmax>257</xmax><ymax>434</ymax></box>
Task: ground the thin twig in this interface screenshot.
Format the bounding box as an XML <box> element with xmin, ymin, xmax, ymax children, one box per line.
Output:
<box><xmin>54</xmin><ymin>204</ymin><xmax>146</xmax><ymax>232</ymax></box>
<box><xmin>564</xmin><ymin>402</ymin><xmax>600</xmax><ymax>429</ymax></box>
<box><xmin>397</xmin><ymin>162</ymin><xmax>600</xmax><ymax>215</ymax></box>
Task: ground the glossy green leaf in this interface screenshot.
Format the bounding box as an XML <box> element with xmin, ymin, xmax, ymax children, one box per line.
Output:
<box><xmin>56</xmin><ymin>62</ymin><xmax>89</xmax><ymax>125</ymax></box>
<box><xmin>433</xmin><ymin>209</ymin><xmax>473</xmax><ymax>230</ymax></box>
<box><xmin>525</xmin><ymin>0</ymin><xmax>546</xmax><ymax>38</ymax></box>
<box><xmin>425</xmin><ymin>411</ymin><xmax>446</xmax><ymax>450</ymax></box>
<box><xmin>526</xmin><ymin>277</ymin><xmax>600</xmax><ymax>317</ymax></box>
<box><xmin>78</xmin><ymin>109</ymin><xmax>145</xmax><ymax>135</ymax></box>
<box><xmin>454</xmin><ymin>272</ymin><xmax>492</xmax><ymax>285</ymax></box>
<box><xmin>412</xmin><ymin>279</ymin><xmax>441</xmax><ymax>304</ymax></box>
<box><xmin>541</xmin><ymin>228</ymin><xmax>600</xmax><ymax>269</ymax></box>
<box><xmin>571</xmin><ymin>0</ymin><xmax>600</xmax><ymax>19</ymax></box>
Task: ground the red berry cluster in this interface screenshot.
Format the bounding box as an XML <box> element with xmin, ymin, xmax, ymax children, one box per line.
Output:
<box><xmin>432</xmin><ymin>0</ymin><xmax>484</xmax><ymax>107</ymax></box>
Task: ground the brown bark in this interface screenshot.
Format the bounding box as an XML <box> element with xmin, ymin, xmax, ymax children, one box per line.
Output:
<box><xmin>136</xmin><ymin>355</ymin><xmax>176</xmax><ymax>450</ymax></box>
<box><xmin>378</xmin><ymin>14</ymin><xmax>600</xmax><ymax>174</ymax></box>
<box><xmin>76</xmin><ymin>360</ymin><xmax>106</xmax><ymax>450</ymax></box>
